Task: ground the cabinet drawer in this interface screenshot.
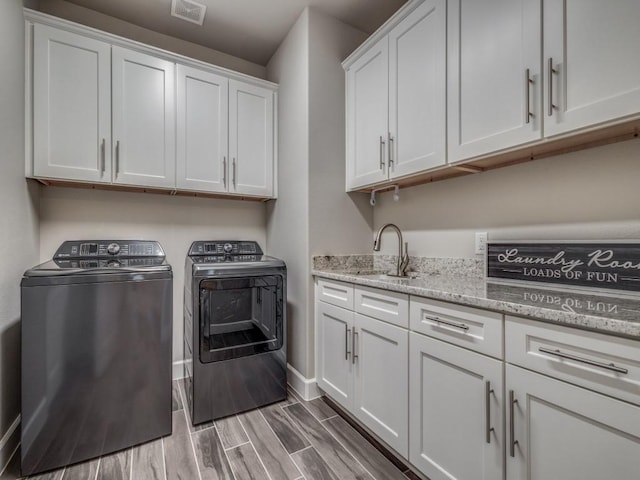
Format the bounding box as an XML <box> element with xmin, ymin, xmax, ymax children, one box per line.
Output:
<box><xmin>354</xmin><ymin>286</ymin><xmax>408</xmax><ymax>328</ymax></box>
<box><xmin>505</xmin><ymin>315</ymin><xmax>640</xmax><ymax>406</ymax></box>
<box><xmin>410</xmin><ymin>297</ymin><xmax>503</xmax><ymax>359</ymax></box>
<box><xmin>316</xmin><ymin>278</ymin><xmax>354</xmax><ymax>310</ymax></box>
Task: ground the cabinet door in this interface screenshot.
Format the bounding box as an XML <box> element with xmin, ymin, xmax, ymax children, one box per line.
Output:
<box><xmin>316</xmin><ymin>302</ymin><xmax>354</xmax><ymax>410</ymax></box>
<box><xmin>32</xmin><ymin>24</ymin><xmax>111</xmax><ymax>182</ymax></box>
<box><xmin>506</xmin><ymin>364</ymin><xmax>640</xmax><ymax>480</ymax></box>
<box><xmin>176</xmin><ymin>65</ymin><xmax>228</xmax><ymax>193</ymax></box>
<box><xmin>354</xmin><ymin>313</ymin><xmax>408</xmax><ymax>457</ymax></box>
<box><xmin>543</xmin><ymin>0</ymin><xmax>640</xmax><ymax>137</ymax></box>
<box><xmin>345</xmin><ymin>37</ymin><xmax>389</xmax><ymax>190</ymax></box>
<box><xmin>409</xmin><ymin>333</ymin><xmax>504</xmax><ymax>480</ymax></box>
<box><xmin>447</xmin><ymin>0</ymin><xmax>541</xmax><ymax>162</ymax></box>
<box><xmin>112</xmin><ymin>46</ymin><xmax>176</xmax><ymax>188</ymax></box>
<box><xmin>228</xmin><ymin>80</ymin><xmax>274</xmax><ymax>197</ymax></box>
<box><xmin>388</xmin><ymin>0</ymin><xmax>446</xmax><ymax>178</ymax></box>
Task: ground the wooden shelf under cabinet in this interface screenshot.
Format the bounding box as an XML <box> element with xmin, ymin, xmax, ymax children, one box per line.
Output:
<box><xmin>355</xmin><ymin>117</ymin><xmax>640</xmax><ymax>193</ymax></box>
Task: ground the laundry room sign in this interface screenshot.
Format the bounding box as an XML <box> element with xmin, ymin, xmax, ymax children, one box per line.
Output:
<box><xmin>487</xmin><ymin>242</ymin><xmax>640</xmax><ymax>292</ymax></box>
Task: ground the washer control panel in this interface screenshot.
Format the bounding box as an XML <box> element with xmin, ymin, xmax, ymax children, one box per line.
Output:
<box><xmin>189</xmin><ymin>241</ymin><xmax>263</xmax><ymax>257</ymax></box>
<box><xmin>54</xmin><ymin>240</ymin><xmax>165</xmax><ymax>259</ymax></box>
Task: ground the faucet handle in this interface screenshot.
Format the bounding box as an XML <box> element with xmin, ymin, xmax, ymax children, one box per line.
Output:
<box><xmin>400</xmin><ymin>242</ymin><xmax>410</xmax><ymax>275</ymax></box>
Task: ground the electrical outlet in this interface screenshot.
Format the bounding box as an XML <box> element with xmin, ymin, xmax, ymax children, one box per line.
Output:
<box><xmin>475</xmin><ymin>232</ymin><xmax>488</xmax><ymax>255</ymax></box>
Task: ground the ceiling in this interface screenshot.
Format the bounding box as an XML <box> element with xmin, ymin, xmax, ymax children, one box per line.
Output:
<box><xmin>61</xmin><ymin>0</ymin><xmax>407</xmax><ymax>66</ymax></box>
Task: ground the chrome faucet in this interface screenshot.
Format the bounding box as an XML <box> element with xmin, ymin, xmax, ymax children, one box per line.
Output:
<box><xmin>373</xmin><ymin>223</ymin><xmax>410</xmax><ymax>277</ymax></box>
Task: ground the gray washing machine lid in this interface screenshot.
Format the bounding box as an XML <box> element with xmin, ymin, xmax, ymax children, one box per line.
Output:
<box><xmin>22</xmin><ymin>240</ymin><xmax>172</xmax><ymax>285</ymax></box>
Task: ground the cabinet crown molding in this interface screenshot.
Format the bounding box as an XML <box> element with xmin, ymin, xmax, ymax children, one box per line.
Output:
<box><xmin>23</xmin><ymin>8</ymin><xmax>277</xmax><ymax>91</ymax></box>
<box><xmin>342</xmin><ymin>0</ymin><xmax>426</xmax><ymax>70</ymax></box>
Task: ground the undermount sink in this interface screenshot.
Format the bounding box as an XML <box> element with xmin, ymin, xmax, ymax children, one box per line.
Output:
<box><xmin>359</xmin><ymin>272</ymin><xmax>420</xmax><ymax>280</ymax></box>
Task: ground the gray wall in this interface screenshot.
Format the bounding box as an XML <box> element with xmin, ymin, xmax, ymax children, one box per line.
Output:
<box><xmin>39</xmin><ymin>188</ymin><xmax>267</xmax><ymax>376</ymax></box>
<box><xmin>374</xmin><ymin>139</ymin><xmax>640</xmax><ymax>258</ymax></box>
<box><xmin>266</xmin><ymin>9</ymin><xmax>312</xmax><ymax>377</ymax></box>
<box><xmin>266</xmin><ymin>8</ymin><xmax>371</xmax><ymax>380</ymax></box>
<box><xmin>0</xmin><ymin>0</ymin><xmax>40</xmax><ymax>466</ymax></box>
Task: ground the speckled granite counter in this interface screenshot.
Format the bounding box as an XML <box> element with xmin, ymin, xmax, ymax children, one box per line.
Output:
<box><xmin>312</xmin><ymin>263</ymin><xmax>640</xmax><ymax>340</ymax></box>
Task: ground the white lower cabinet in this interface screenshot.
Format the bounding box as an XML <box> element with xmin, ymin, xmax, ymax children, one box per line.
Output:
<box><xmin>409</xmin><ymin>332</ymin><xmax>504</xmax><ymax>480</ymax></box>
<box><xmin>316</xmin><ymin>301</ymin><xmax>354</xmax><ymax>409</ymax></box>
<box><xmin>317</xmin><ymin>281</ymin><xmax>640</xmax><ymax>480</ymax></box>
<box><xmin>506</xmin><ymin>364</ymin><xmax>640</xmax><ymax>480</ymax></box>
<box><xmin>353</xmin><ymin>313</ymin><xmax>408</xmax><ymax>455</ymax></box>
<box><xmin>315</xmin><ymin>279</ymin><xmax>409</xmax><ymax>457</ymax></box>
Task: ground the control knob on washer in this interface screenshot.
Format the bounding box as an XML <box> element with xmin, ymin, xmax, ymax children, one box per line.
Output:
<box><xmin>223</xmin><ymin>243</ymin><xmax>233</xmax><ymax>254</ymax></box>
<box><xmin>107</xmin><ymin>243</ymin><xmax>121</xmax><ymax>255</ymax></box>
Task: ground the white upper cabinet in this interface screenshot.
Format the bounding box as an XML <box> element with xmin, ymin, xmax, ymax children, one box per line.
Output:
<box><xmin>346</xmin><ymin>36</ymin><xmax>390</xmax><ymax>189</ymax></box>
<box><xmin>26</xmin><ymin>11</ymin><xmax>277</xmax><ymax>199</ymax></box>
<box><xmin>447</xmin><ymin>0</ymin><xmax>541</xmax><ymax>163</ymax></box>
<box><xmin>449</xmin><ymin>0</ymin><xmax>640</xmax><ymax>163</ymax></box>
<box><xmin>345</xmin><ymin>0</ymin><xmax>446</xmax><ymax>190</ymax></box>
<box><xmin>389</xmin><ymin>0</ymin><xmax>446</xmax><ymax>178</ymax></box>
<box><xmin>112</xmin><ymin>46</ymin><xmax>176</xmax><ymax>188</ymax></box>
<box><xmin>543</xmin><ymin>0</ymin><xmax>640</xmax><ymax>137</ymax></box>
<box><xmin>176</xmin><ymin>65</ymin><xmax>229</xmax><ymax>193</ymax></box>
<box><xmin>32</xmin><ymin>24</ymin><xmax>111</xmax><ymax>182</ymax></box>
<box><xmin>229</xmin><ymin>80</ymin><xmax>274</xmax><ymax>197</ymax></box>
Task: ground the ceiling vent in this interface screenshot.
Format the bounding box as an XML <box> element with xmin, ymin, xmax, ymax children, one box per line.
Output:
<box><xmin>171</xmin><ymin>0</ymin><xmax>207</xmax><ymax>26</ymax></box>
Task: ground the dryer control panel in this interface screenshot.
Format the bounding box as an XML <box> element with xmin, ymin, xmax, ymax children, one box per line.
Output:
<box><xmin>54</xmin><ymin>240</ymin><xmax>165</xmax><ymax>258</ymax></box>
<box><xmin>188</xmin><ymin>241</ymin><xmax>263</xmax><ymax>257</ymax></box>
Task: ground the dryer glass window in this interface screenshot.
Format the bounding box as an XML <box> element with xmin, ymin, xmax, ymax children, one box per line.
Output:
<box><xmin>199</xmin><ymin>275</ymin><xmax>283</xmax><ymax>362</ymax></box>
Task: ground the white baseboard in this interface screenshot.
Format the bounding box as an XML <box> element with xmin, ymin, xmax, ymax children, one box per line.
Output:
<box><xmin>0</xmin><ymin>415</ymin><xmax>20</xmax><ymax>476</ymax></box>
<box><xmin>286</xmin><ymin>364</ymin><xmax>320</xmax><ymax>400</ymax></box>
<box><xmin>173</xmin><ymin>359</ymin><xmax>186</xmax><ymax>380</ymax></box>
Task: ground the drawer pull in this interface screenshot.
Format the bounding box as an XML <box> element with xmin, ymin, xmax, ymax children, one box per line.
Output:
<box><xmin>426</xmin><ymin>315</ymin><xmax>470</xmax><ymax>332</ymax></box>
<box><xmin>538</xmin><ymin>347</ymin><xmax>629</xmax><ymax>374</ymax></box>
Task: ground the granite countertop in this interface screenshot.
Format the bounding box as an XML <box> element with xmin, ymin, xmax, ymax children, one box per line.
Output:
<box><xmin>312</xmin><ymin>265</ymin><xmax>640</xmax><ymax>340</ymax></box>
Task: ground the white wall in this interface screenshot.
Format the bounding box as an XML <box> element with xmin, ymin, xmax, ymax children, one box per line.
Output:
<box><xmin>374</xmin><ymin>139</ymin><xmax>640</xmax><ymax>258</ymax></box>
<box><xmin>0</xmin><ymin>0</ymin><xmax>40</xmax><ymax>467</ymax></box>
<box><xmin>32</xmin><ymin>0</ymin><xmax>267</xmax><ymax>78</ymax></box>
<box><xmin>39</xmin><ymin>187</ymin><xmax>266</xmax><ymax>374</ymax></box>
<box><xmin>266</xmin><ymin>9</ymin><xmax>311</xmax><ymax>377</ymax></box>
<box><xmin>266</xmin><ymin>8</ymin><xmax>371</xmax><ymax>380</ymax></box>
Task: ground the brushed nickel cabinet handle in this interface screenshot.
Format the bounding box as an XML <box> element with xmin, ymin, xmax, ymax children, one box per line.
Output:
<box><xmin>547</xmin><ymin>57</ymin><xmax>557</xmax><ymax>116</ymax></box>
<box><xmin>538</xmin><ymin>347</ymin><xmax>628</xmax><ymax>374</ymax></box>
<box><xmin>525</xmin><ymin>69</ymin><xmax>534</xmax><ymax>124</ymax></box>
<box><xmin>388</xmin><ymin>133</ymin><xmax>394</xmax><ymax>170</ymax></box>
<box><xmin>345</xmin><ymin>325</ymin><xmax>351</xmax><ymax>360</ymax></box>
<box><xmin>379</xmin><ymin>136</ymin><xmax>385</xmax><ymax>170</ymax></box>
<box><xmin>425</xmin><ymin>314</ymin><xmax>470</xmax><ymax>332</ymax></box>
<box><xmin>100</xmin><ymin>138</ymin><xmax>106</xmax><ymax>175</ymax></box>
<box><xmin>115</xmin><ymin>140</ymin><xmax>120</xmax><ymax>178</ymax></box>
<box><xmin>223</xmin><ymin>156</ymin><xmax>227</xmax><ymax>188</ymax></box>
<box><xmin>232</xmin><ymin>157</ymin><xmax>237</xmax><ymax>189</ymax></box>
<box><xmin>352</xmin><ymin>330</ymin><xmax>359</xmax><ymax>364</ymax></box>
<box><xmin>509</xmin><ymin>390</ymin><xmax>519</xmax><ymax>457</ymax></box>
<box><xmin>485</xmin><ymin>381</ymin><xmax>495</xmax><ymax>444</ymax></box>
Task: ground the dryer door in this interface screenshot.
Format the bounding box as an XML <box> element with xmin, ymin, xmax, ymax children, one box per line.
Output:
<box><xmin>199</xmin><ymin>274</ymin><xmax>283</xmax><ymax>362</ymax></box>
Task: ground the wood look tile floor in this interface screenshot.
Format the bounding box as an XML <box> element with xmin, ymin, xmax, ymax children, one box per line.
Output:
<box><xmin>2</xmin><ymin>381</ymin><xmax>423</xmax><ymax>480</ymax></box>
